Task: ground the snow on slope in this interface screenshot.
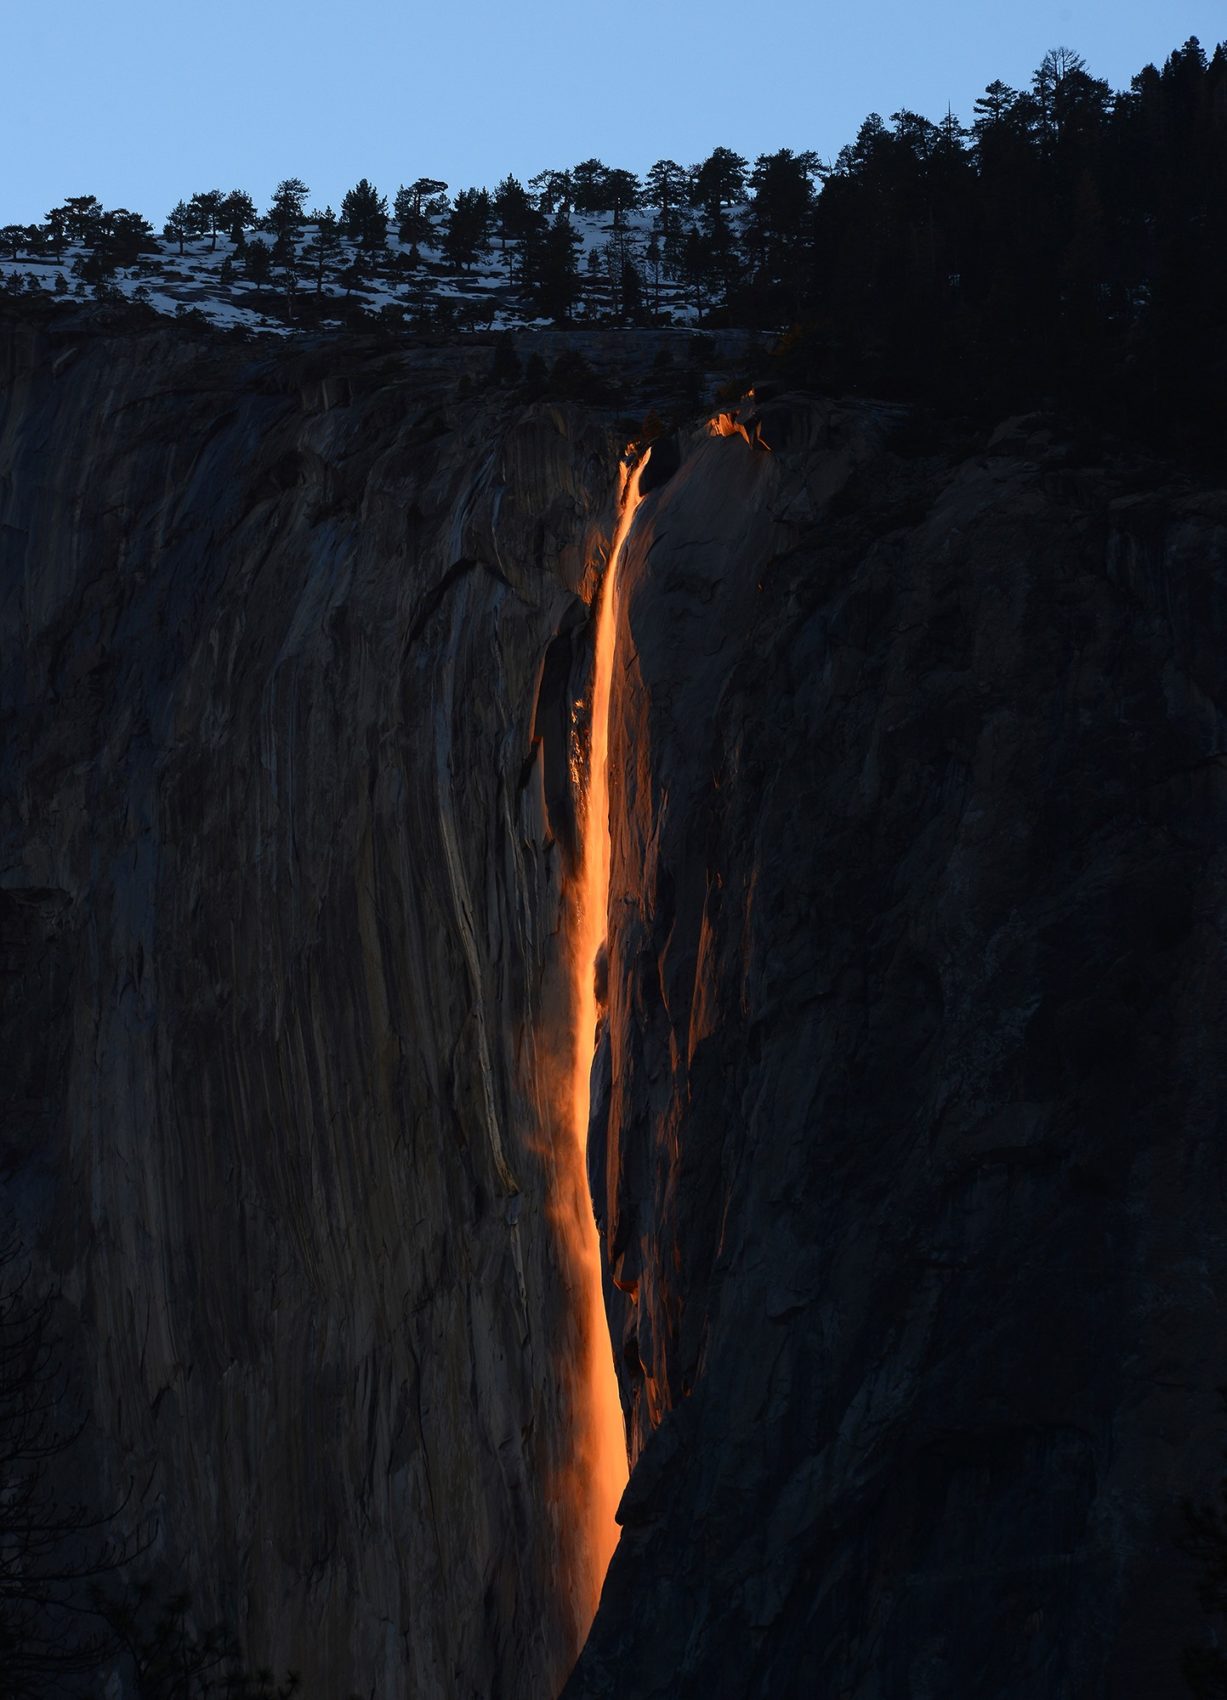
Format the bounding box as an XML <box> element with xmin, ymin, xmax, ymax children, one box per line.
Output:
<box><xmin>0</xmin><ymin>208</ymin><xmax>714</xmax><ymax>336</ymax></box>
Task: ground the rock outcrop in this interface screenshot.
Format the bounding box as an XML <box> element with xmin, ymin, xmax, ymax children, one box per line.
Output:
<box><xmin>0</xmin><ymin>305</ymin><xmax>636</xmax><ymax>1697</ymax></box>
<box><xmin>4</xmin><ymin>304</ymin><xmax>1227</xmax><ymax>1699</ymax></box>
<box><xmin>573</xmin><ymin>401</ymin><xmax>1227</xmax><ymax>1698</ymax></box>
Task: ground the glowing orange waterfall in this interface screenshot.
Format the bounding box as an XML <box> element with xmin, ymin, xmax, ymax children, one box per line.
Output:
<box><xmin>564</xmin><ymin>446</ymin><xmax>651</xmax><ymax>1628</ymax></box>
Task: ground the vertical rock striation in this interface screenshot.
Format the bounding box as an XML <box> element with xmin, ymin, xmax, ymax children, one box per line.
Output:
<box><xmin>7</xmin><ymin>306</ymin><xmax>1227</xmax><ymax>1698</ymax></box>
<box><xmin>0</xmin><ymin>308</ymin><xmax>628</xmax><ymax>1696</ymax></box>
<box><xmin>574</xmin><ymin>400</ymin><xmax>1227</xmax><ymax>1699</ymax></box>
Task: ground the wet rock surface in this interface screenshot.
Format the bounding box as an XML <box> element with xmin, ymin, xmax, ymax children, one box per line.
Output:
<box><xmin>0</xmin><ymin>306</ymin><xmax>627</xmax><ymax>1697</ymax></box>
<box><xmin>4</xmin><ymin>306</ymin><xmax>1227</xmax><ymax>1698</ymax></box>
<box><xmin>574</xmin><ymin>402</ymin><xmax>1227</xmax><ymax>1699</ymax></box>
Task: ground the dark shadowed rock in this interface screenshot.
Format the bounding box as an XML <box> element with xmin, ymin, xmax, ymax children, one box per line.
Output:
<box><xmin>4</xmin><ymin>307</ymin><xmax>1227</xmax><ymax>1699</ymax></box>
<box><xmin>0</xmin><ymin>306</ymin><xmax>630</xmax><ymax>1697</ymax></box>
<box><xmin>569</xmin><ymin>402</ymin><xmax>1227</xmax><ymax>1700</ymax></box>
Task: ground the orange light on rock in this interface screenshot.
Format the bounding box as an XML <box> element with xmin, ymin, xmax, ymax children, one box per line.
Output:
<box><xmin>707</xmin><ymin>409</ymin><xmax>772</xmax><ymax>451</ymax></box>
<box><xmin>563</xmin><ymin>446</ymin><xmax>651</xmax><ymax>1629</ymax></box>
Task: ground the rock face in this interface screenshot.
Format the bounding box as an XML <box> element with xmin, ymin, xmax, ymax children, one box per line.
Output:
<box><xmin>0</xmin><ymin>306</ymin><xmax>635</xmax><ymax>1697</ymax></box>
<box><xmin>573</xmin><ymin>401</ymin><xmax>1227</xmax><ymax>1698</ymax></box>
<box><xmin>4</xmin><ymin>306</ymin><xmax>1227</xmax><ymax>1699</ymax></box>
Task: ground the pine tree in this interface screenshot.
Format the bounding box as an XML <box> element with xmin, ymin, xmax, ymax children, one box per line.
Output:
<box><xmin>394</xmin><ymin>178</ymin><xmax>447</xmax><ymax>245</ymax></box>
<box><xmin>644</xmin><ymin>230</ymin><xmax>664</xmax><ymax>316</ymax></box>
<box><xmin>100</xmin><ymin>210</ymin><xmax>157</xmax><ymax>268</ymax></box>
<box><xmin>244</xmin><ymin>240</ymin><xmax>272</xmax><ymax>285</ymax></box>
<box><xmin>60</xmin><ymin>196</ymin><xmax>104</xmax><ymax>244</ymax></box>
<box><xmin>404</xmin><ymin>261</ymin><xmax>433</xmax><ymax>323</ymax></box>
<box><xmin>340</xmin><ymin>179</ymin><xmax>388</xmax><ymax>249</ymax></box>
<box><xmin>570</xmin><ymin>158</ymin><xmax>610</xmax><ymax>213</ymax></box>
<box><xmin>1032</xmin><ymin>45</ymin><xmax>1089</xmax><ymax>144</ymax></box>
<box><xmin>584</xmin><ymin>245</ymin><xmax>604</xmax><ymax>317</ymax></box>
<box><xmin>691</xmin><ymin>146</ymin><xmax>748</xmax><ymax>212</ymax></box>
<box><xmin>677</xmin><ymin>226</ymin><xmax>712</xmax><ymax>322</ymax></box>
<box><xmin>277</xmin><ymin>245</ymin><xmax>300</xmax><ymax>318</ymax></box>
<box><xmin>392</xmin><ymin>184</ymin><xmax>413</xmax><ymax>241</ymax></box>
<box><xmin>829</xmin><ymin>112</ymin><xmax>889</xmax><ymax>179</ymax></box>
<box><xmin>443</xmin><ymin>188</ymin><xmax>491</xmax><ymax>269</ymax></box>
<box><xmin>1049</xmin><ymin>65</ymin><xmax>1112</xmax><ymax>153</ymax></box>
<box><xmin>340</xmin><ymin>246</ymin><xmax>370</xmax><ymax>299</ymax></box>
<box><xmin>267</xmin><ymin>178</ymin><xmax>309</xmax><ymax>243</ymax></box>
<box><xmin>305</xmin><ymin>206</ymin><xmax>342</xmax><ymax>292</ymax></box>
<box><xmin>492</xmin><ymin>176</ymin><xmax>539</xmax><ymax>281</ymax></box>
<box><xmin>645</xmin><ymin>159</ymin><xmax>688</xmax><ymax>233</ymax></box>
<box><xmin>601</xmin><ymin>227</ymin><xmax>644</xmax><ymax>320</ymax></box>
<box><xmin>744</xmin><ymin>148</ymin><xmax>819</xmax><ymax>311</ymax></box>
<box><xmin>42</xmin><ymin>208</ymin><xmax>69</xmax><ymax>261</ymax></box>
<box><xmin>524</xmin><ymin>206</ymin><xmax>580</xmax><ymax>321</ymax></box>
<box><xmin>163</xmin><ymin>200</ymin><xmax>194</xmax><ymax>255</ymax></box>
<box><xmin>528</xmin><ymin>169</ymin><xmax>573</xmax><ymax>215</ymax></box>
<box><xmin>973</xmin><ymin>79</ymin><xmax>1021</xmax><ymax>131</ymax></box>
<box><xmin>605</xmin><ymin>168</ymin><xmax>642</xmax><ymax>229</ymax></box>
<box><xmin>221</xmin><ymin>190</ymin><xmax>258</xmax><ymax>242</ymax></box>
<box><xmin>188</xmin><ymin>189</ymin><xmax>225</xmax><ymax>249</ymax></box>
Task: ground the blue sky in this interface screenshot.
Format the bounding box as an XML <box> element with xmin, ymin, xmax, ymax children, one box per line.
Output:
<box><xmin>3</xmin><ymin>0</ymin><xmax>1220</xmax><ymax>225</ymax></box>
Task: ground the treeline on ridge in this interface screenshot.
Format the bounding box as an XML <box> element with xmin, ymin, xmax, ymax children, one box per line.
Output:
<box><xmin>1</xmin><ymin>37</ymin><xmax>1223</xmax><ymax>449</ymax></box>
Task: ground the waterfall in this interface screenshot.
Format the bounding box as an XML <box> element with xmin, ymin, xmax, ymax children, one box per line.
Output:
<box><xmin>561</xmin><ymin>446</ymin><xmax>651</xmax><ymax>1633</ymax></box>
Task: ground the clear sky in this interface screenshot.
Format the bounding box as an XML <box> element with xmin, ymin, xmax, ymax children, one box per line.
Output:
<box><xmin>3</xmin><ymin>0</ymin><xmax>1221</xmax><ymax>226</ymax></box>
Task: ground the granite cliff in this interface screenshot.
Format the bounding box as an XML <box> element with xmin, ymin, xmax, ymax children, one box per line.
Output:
<box><xmin>0</xmin><ymin>304</ymin><xmax>638</xmax><ymax>1697</ymax></box>
<box><xmin>2</xmin><ymin>303</ymin><xmax>1226</xmax><ymax>1698</ymax></box>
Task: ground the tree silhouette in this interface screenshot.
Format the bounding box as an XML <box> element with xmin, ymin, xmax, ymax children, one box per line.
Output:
<box><xmin>443</xmin><ymin>187</ymin><xmax>491</xmax><ymax>269</ymax></box>
<box><xmin>60</xmin><ymin>196</ymin><xmax>103</xmax><ymax>244</ymax></box>
<box><xmin>690</xmin><ymin>146</ymin><xmax>747</xmax><ymax>213</ymax></box>
<box><xmin>188</xmin><ymin>190</ymin><xmax>225</xmax><ymax>250</ymax></box>
<box><xmin>605</xmin><ymin>167</ymin><xmax>642</xmax><ymax>229</ymax></box>
<box><xmin>163</xmin><ymin>201</ymin><xmax>194</xmax><ymax>256</ymax></box>
<box><xmin>243</xmin><ymin>241</ymin><xmax>272</xmax><ymax>286</ymax></box>
<box><xmin>266</xmin><ymin>179</ymin><xmax>308</xmax><ymax>244</ymax></box>
<box><xmin>492</xmin><ymin>176</ymin><xmax>539</xmax><ymax>282</ymax></box>
<box><xmin>524</xmin><ymin>206</ymin><xmax>581</xmax><ymax>321</ymax></box>
<box><xmin>340</xmin><ymin>178</ymin><xmax>388</xmax><ymax>249</ymax></box>
<box><xmin>220</xmin><ymin>190</ymin><xmax>258</xmax><ymax>242</ymax></box>
<box><xmin>1</xmin><ymin>32</ymin><xmax>1222</xmax><ymax>452</ymax></box>
<box><xmin>528</xmin><ymin>168</ymin><xmax>572</xmax><ymax>215</ymax></box>
<box><xmin>570</xmin><ymin>158</ymin><xmax>611</xmax><ymax>214</ymax></box>
<box><xmin>304</xmin><ymin>206</ymin><xmax>341</xmax><ymax>292</ymax></box>
<box><xmin>645</xmin><ymin>159</ymin><xmax>688</xmax><ymax>234</ymax></box>
<box><xmin>393</xmin><ymin>178</ymin><xmax>447</xmax><ymax>245</ymax></box>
